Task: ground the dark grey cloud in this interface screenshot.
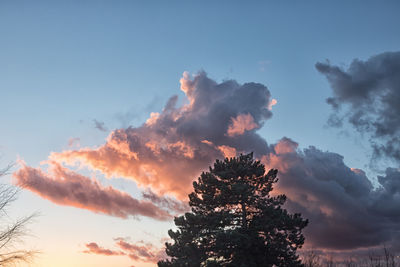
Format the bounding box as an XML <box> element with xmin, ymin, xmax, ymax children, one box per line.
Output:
<box><xmin>267</xmin><ymin>137</ymin><xmax>400</xmax><ymax>251</ymax></box>
<box><xmin>370</xmin><ymin>168</ymin><xmax>400</xmax><ymax>220</ymax></box>
<box><xmin>316</xmin><ymin>51</ymin><xmax>400</xmax><ymax>163</ymax></box>
<box><xmin>93</xmin><ymin>119</ymin><xmax>108</xmax><ymax>132</ymax></box>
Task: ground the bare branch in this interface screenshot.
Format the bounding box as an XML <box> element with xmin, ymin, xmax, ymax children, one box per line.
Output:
<box><xmin>0</xmin><ymin>163</ymin><xmax>38</xmax><ymax>266</ymax></box>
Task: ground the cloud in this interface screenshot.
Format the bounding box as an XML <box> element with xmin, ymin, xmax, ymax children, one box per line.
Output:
<box><xmin>93</xmin><ymin>119</ymin><xmax>108</xmax><ymax>132</ymax></box>
<box><xmin>316</xmin><ymin>51</ymin><xmax>400</xmax><ymax>163</ymax></box>
<box><xmin>263</xmin><ymin>138</ymin><xmax>400</xmax><ymax>251</ymax></box>
<box><xmin>267</xmin><ymin>98</ymin><xmax>277</xmax><ymax>110</ymax></box>
<box><xmin>217</xmin><ymin>145</ymin><xmax>237</xmax><ymax>158</ymax></box>
<box><xmin>258</xmin><ymin>60</ymin><xmax>271</xmax><ymax>72</ymax></box>
<box><xmin>13</xmin><ymin>161</ymin><xmax>172</xmax><ymax>220</ymax></box>
<box><xmin>141</xmin><ymin>189</ymin><xmax>189</xmax><ymax>214</ymax></box>
<box><xmin>68</xmin><ymin>137</ymin><xmax>80</xmax><ymax>148</ymax></box>
<box><xmin>83</xmin><ymin>238</ymin><xmax>166</xmax><ymax>264</ymax></box>
<box><xmin>83</xmin><ymin>242</ymin><xmax>125</xmax><ymax>256</ymax></box>
<box><xmin>47</xmin><ymin>71</ymin><xmax>275</xmax><ymax>199</ymax></box>
<box><xmin>115</xmin><ymin>238</ymin><xmax>166</xmax><ymax>263</ymax></box>
<box><xmin>14</xmin><ymin>70</ymin><xmax>400</xmax><ymax>254</ymax></box>
<box><xmin>227</xmin><ymin>113</ymin><xmax>259</xmax><ymax>137</ymax></box>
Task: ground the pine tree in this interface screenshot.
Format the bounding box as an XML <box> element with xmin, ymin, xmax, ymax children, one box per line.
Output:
<box><xmin>158</xmin><ymin>153</ymin><xmax>308</xmax><ymax>267</ymax></box>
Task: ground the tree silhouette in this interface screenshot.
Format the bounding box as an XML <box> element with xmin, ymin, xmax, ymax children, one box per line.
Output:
<box><xmin>158</xmin><ymin>153</ymin><xmax>308</xmax><ymax>267</ymax></box>
<box><xmin>0</xmin><ymin>164</ymin><xmax>36</xmax><ymax>266</ymax></box>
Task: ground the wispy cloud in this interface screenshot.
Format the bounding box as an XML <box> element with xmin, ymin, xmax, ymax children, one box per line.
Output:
<box><xmin>13</xmin><ymin>161</ymin><xmax>172</xmax><ymax>220</ymax></box>
<box><xmin>141</xmin><ymin>189</ymin><xmax>189</xmax><ymax>214</ymax></box>
<box><xmin>68</xmin><ymin>137</ymin><xmax>80</xmax><ymax>148</ymax></box>
<box><xmin>83</xmin><ymin>238</ymin><xmax>166</xmax><ymax>264</ymax></box>
<box><xmin>316</xmin><ymin>51</ymin><xmax>400</xmax><ymax>164</ymax></box>
<box><xmin>83</xmin><ymin>242</ymin><xmax>125</xmax><ymax>256</ymax></box>
<box><xmin>93</xmin><ymin>119</ymin><xmax>108</xmax><ymax>132</ymax></box>
<box><xmin>115</xmin><ymin>238</ymin><xmax>166</xmax><ymax>263</ymax></box>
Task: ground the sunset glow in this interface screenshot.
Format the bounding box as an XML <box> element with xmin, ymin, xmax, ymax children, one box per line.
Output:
<box><xmin>1</xmin><ymin>1</ymin><xmax>399</xmax><ymax>266</ymax></box>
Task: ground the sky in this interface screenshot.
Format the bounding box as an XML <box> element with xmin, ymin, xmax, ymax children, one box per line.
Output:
<box><xmin>1</xmin><ymin>1</ymin><xmax>400</xmax><ymax>266</ymax></box>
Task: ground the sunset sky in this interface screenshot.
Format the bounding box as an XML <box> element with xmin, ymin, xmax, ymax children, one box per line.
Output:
<box><xmin>1</xmin><ymin>1</ymin><xmax>400</xmax><ymax>266</ymax></box>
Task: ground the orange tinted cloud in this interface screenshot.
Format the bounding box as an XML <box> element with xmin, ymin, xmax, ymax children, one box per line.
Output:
<box><xmin>68</xmin><ymin>137</ymin><xmax>80</xmax><ymax>148</ymax></box>
<box><xmin>267</xmin><ymin>98</ymin><xmax>277</xmax><ymax>110</ymax></box>
<box><xmin>227</xmin><ymin>113</ymin><xmax>258</xmax><ymax>137</ymax></box>
<box><xmin>145</xmin><ymin>112</ymin><xmax>160</xmax><ymax>126</ymax></box>
<box><xmin>84</xmin><ymin>238</ymin><xmax>166</xmax><ymax>264</ymax></box>
<box><xmin>22</xmin><ymin>72</ymin><xmax>273</xmax><ymax>203</ymax></box>
<box><xmin>49</xmin><ymin>132</ymin><xmax>219</xmax><ymax>200</ymax></box>
<box><xmin>13</xmin><ymin>161</ymin><xmax>172</xmax><ymax>220</ymax></box>
<box><xmin>83</xmin><ymin>243</ymin><xmax>125</xmax><ymax>256</ymax></box>
<box><xmin>13</xmin><ymin>71</ymin><xmax>400</xmax><ymax>253</ymax></box>
<box><xmin>217</xmin><ymin>145</ymin><xmax>237</xmax><ymax>158</ymax></box>
<box><xmin>115</xmin><ymin>238</ymin><xmax>166</xmax><ymax>263</ymax></box>
<box><xmin>179</xmin><ymin>71</ymin><xmax>196</xmax><ymax>105</ymax></box>
<box><xmin>274</xmin><ymin>137</ymin><xmax>298</xmax><ymax>154</ymax></box>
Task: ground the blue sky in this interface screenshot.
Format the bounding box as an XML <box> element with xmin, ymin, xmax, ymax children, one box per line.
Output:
<box><xmin>1</xmin><ymin>1</ymin><xmax>400</xmax><ymax>266</ymax></box>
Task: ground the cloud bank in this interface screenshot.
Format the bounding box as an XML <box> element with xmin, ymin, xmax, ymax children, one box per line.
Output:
<box><xmin>47</xmin><ymin>71</ymin><xmax>274</xmax><ymax>199</ymax></box>
<box><xmin>264</xmin><ymin>138</ymin><xmax>400</xmax><ymax>251</ymax></box>
<box><xmin>14</xmin><ymin>69</ymin><xmax>400</xmax><ymax>254</ymax></box>
<box><xmin>14</xmin><ymin>161</ymin><xmax>172</xmax><ymax>220</ymax></box>
<box><xmin>316</xmin><ymin>51</ymin><xmax>400</xmax><ymax>163</ymax></box>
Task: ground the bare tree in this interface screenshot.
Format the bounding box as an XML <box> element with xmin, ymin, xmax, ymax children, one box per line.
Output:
<box><xmin>369</xmin><ymin>251</ymin><xmax>383</xmax><ymax>267</ymax></box>
<box><xmin>345</xmin><ymin>257</ymin><xmax>356</xmax><ymax>267</ymax></box>
<box><xmin>326</xmin><ymin>256</ymin><xmax>335</xmax><ymax>267</ymax></box>
<box><xmin>303</xmin><ymin>249</ymin><xmax>322</xmax><ymax>267</ymax></box>
<box><xmin>383</xmin><ymin>246</ymin><xmax>396</xmax><ymax>267</ymax></box>
<box><xmin>0</xmin><ymin>164</ymin><xmax>36</xmax><ymax>266</ymax></box>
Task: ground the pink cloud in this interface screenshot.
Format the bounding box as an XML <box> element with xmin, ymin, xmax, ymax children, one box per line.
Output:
<box><xmin>117</xmin><ymin>238</ymin><xmax>166</xmax><ymax>263</ymax></box>
<box><xmin>83</xmin><ymin>242</ymin><xmax>125</xmax><ymax>256</ymax></box>
<box><xmin>217</xmin><ymin>145</ymin><xmax>237</xmax><ymax>158</ymax></box>
<box><xmin>227</xmin><ymin>113</ymin><xmax>258</xmax><ymax>137</ymax></box>
<box><xmin>13</xmin><ymin>161</ymin><xmax>172</xmax><ymax>220</ymax></box>
<box><xmin>17</xmin><ymin>72</ymin><xmax>273</xmax><ymax>204</ymax></box>
<box><xmin>267</xmin><ymin>98</ymin><xmax>277</xmax><ymax>110</ymax></box>
<box><xmin>68</xmin><ymin>137</ymin><xmax>80</xmax><ymax>148</ymax></box>
<box><xmin>83</xmin><ymin>238</ymin><xmax>166</xmax><ymax>264</ymax></box>
<box><xmin>48</xmin><ymin>133</ymin><xmax>219</xmax><ymax>200</ymax></box>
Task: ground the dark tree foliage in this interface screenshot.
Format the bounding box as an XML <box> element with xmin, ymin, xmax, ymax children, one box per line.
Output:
<box><xmin>158</xmin><ymin>153</ymin><xmax>308</xmax><ymax>267</ymax></box>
